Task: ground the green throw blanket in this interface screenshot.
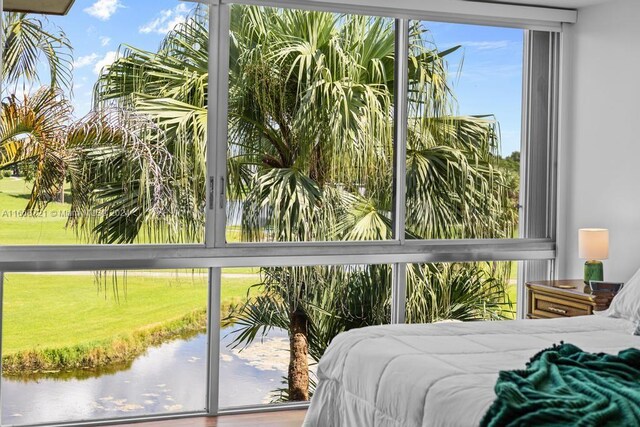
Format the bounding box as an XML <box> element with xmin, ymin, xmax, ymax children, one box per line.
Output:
<box><xmin>481</xmin><ymin>343</ymin><xmax>640</xmax><ymax>427</ymax></box>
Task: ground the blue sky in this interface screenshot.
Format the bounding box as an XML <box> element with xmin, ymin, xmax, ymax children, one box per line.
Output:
<box><xmin>44</xmin><ymin>1</ymin><xmax>522</xmax><ymax>156</ymax></box>
<box><xmin>423</xmin><ymin>21</ymin><xmax>524</xmax><ymax>156</ymax></box>
<box><xmin>48</xmin><ymin>0</ymin><xmax>190</xmax><ymax>117</ymax></box>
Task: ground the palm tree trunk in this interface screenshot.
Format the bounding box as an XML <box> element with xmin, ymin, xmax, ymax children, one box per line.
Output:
<box><xmin>288</xmin><ymin>308</ymin><xmax>309</xmax><ymax>401</ymax></box>
<box><xmin>58</xmin><ymin>177</ymin><xmax>65</xmax><ymax>203</ymax></box>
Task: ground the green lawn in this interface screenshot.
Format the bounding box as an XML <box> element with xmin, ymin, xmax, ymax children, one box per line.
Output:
<box><xmin>0</xmin><ymin>178</ymin><xmax>78</xmax><ymax>245</ymax></box>
<box><xmin>0</xmin><ymin>178</ymin><xmax>262</xmax><ymax>354</ymax></box>
<box><xmin>0</xmin><ymin>178</ymin><xmax>249</xmax><ymax>245</ymax></box>
<box><xmin>3</xmin><ymin>273</ymin><xmax>207</xmax><ymax>354</ymax></box>
<box><xmin>3</xmin><ymin>272</ymin><xmax>261</xmax><ymax>354</ymax></box>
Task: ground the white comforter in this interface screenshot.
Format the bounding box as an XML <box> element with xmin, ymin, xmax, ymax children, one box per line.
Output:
<box><xmin>303</xmin><ymin>316</ymin><xmax>640</xmax><ymax>427</ymax></box>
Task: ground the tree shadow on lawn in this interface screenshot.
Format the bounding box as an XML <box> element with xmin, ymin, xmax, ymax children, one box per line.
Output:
<box><xmin>2</xmin><ymin>190</ymin><xmax>73</xmax><ymax>204</ymax></box>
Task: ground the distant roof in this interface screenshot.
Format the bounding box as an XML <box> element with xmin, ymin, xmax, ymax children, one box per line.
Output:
<box><xmin>4</xmin><ymin>0</ymin><xmax>76</xmax><ymax>15</ymax></box>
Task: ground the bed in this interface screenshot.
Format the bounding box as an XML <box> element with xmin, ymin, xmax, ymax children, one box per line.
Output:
<box><xmin>302</xmin><ymin>315</ymin><xmax>640</xmax><ymax>427</ymax></box>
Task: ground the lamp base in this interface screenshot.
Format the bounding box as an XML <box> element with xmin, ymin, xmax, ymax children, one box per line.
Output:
<box><xmin>584</xmin><ymin>260</ymin><xmax>603</xmax><ymax>284</ymax></box>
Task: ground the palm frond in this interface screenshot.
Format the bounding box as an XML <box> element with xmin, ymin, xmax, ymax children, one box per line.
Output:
<box><xmin>2</xmin><ymin>13</ymin><xmax>73</xmax><ymax>91</ymax></box>
<box><xmin>0</xmin><ymin>88</ymin><xmax>71</xmax><ymax>211</ymax></box>
<box><xmin>406</xmin><ymin>262</ymin><xmax>513</xmax><ymax>323</ymax></box>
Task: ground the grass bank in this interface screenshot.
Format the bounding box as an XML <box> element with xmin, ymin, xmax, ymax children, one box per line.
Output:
<box><xmin>3</xmin><ymin>308</ymin><xmax>207</xmax><ymax>376</ymax></box>
<box><xmin>0</xmin><ymin>178</ymin><xmax>261</xmax><ymax>373</ymax></box>
<box><xmin>2</xmin><ymin>271</ymin><xmax>260</xmax><ymax>375</ymax></box>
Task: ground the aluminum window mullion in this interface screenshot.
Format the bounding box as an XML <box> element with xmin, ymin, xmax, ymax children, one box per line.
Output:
<box><xmin>214</xmin><ymin>4</ymin><xmax>231</xmax><ymax>248</ymax></box>
<box><xmin>0</xmin><ymin>240</ymin><xmax>556</xmax><ymax>272</ymax></box>
<box><xmin>390</xmin><ymin>18</ymin><xmax>409</xmax><ymax>324</ymax></box>
<box><xmin>207</xmin><ymin>1</ymin><xmax>230</xmax><ymax>248</ymax></box>
<box><xmin>392</xmin><ymin>18</ymin><xmax>409</xmax><ymax>243</ymax></box>
<box><xmin>206</xmin><ymin>2</ymin><xmax>227</xmax><ymax>416</ymax></box>
<box><xmin>391</xmin><ymin>263</ymin><xmax>407</xmax><ymax>323</ymax></box>
<box><xmin>547</xmin><ymin>32</ymin><xmax>560</xmax><ymax>244</ymax></box>
<box><xmin>206</xmin><ymin>268</ymin><xmax>221</xmax><ymax>415</ymax></box>
<box><xmin>516</xmin><ymin>30</ymin><xmax>531</xmax><ymax>320</ymax></box>
<box><xmin>205</xmin><ymin>2</ymin><xmax>218</xmax><ymax>248</ymax></box>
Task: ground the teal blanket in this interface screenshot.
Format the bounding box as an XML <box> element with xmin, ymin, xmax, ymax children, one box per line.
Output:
<box><xmin>481</xmin><ymin>343</ymin><xmax>640</xmax><ymax>427</ymax></box>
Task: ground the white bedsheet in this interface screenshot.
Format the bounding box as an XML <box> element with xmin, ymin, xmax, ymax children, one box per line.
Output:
<box><xmin>303</xmin><ymin>316</ymin><xmax>640</xmax><ymax>427</ymax></box>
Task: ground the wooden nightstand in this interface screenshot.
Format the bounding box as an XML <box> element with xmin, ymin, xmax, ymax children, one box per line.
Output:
<box><xmin>526</xmin><ymin>280</ymin><xmax>618</xmax><ymax>319</ymax></box>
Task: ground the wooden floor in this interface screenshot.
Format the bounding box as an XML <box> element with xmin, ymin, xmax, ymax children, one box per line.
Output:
<box><xmin>113</xmin><ymin>410</ymin><xmax>307</xmax><ymax>427</ymax></box>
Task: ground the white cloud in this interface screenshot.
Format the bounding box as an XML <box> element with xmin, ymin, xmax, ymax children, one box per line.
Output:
<box><xmin>457</xmin><ymin>40</ymin><xmax>512</xmax><ymax>51</ymax></box>
<box><xmin>84</xmin><ymin>0</ymin><xmax>123</xmax><ymax>21</ymax></box>
<box><xmin>74</xmin><ymin>53</ymin><xmax>99</xmax><ymax>69</ymax></box>
<box><xmin>139</xmin><ymin>3</ymin><xmax>190</xmax><ymax>35</ymax></box>
<box><xmin>93</xmin><ymin>51</ymin><xmax>117</xmax><ymax>75</ymax></box>
<box><xmin>100</xmin><ymin>36</ymin><xmax>111</xmax><ymax>47</ymax></box>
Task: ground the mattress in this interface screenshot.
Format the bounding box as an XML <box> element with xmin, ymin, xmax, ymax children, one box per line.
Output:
<box><xmin>303</xmin><ymin>315</ymin><xmax>640</xmax><ymax>427</ymax></box>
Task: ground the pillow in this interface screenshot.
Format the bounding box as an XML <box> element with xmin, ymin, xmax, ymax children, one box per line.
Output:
<box><xmin>596</xmin><ymin>267</ymin><xmax>640</xmax><ymax>333</ymax></box>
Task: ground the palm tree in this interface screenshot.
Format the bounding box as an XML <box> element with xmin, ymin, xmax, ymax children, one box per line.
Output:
<box><xmin>88</xmin><ymin>7</ymin><xmax>209</xmax><ymax>243</ymax></box>
<box><xmin>229</xmin><ymin>264</ymin><xmax>392</xmax><ymax>402</ymax></box>
<box><xmin>0</xmin><ymin>88</ymin><xmax>70</xmax><ymax>210</ymax></box>
<box><xmin>223</xmin><ymin>9</ymin><xmax>515</xmax><ymax>400</ymax></box>
<box><xmin>0</xmin><ymin>86</ymin><xmax>171</xmax><ymax>232</ymax></box>
<box><xmin>0</xmin><ymin>12</ymin><xmax>171</xmax><ymax>226</ymax></box>
<box><xmin>0</xmin><ymin>13</ymin><xmax>73</xmax><ymax>206</ymax></box>
<box><xmin>0</xmin><ymin>11</ymin><xmax>197</xmax><ymax>243</ymax></box>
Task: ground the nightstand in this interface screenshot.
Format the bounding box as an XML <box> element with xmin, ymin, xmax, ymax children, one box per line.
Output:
<box><xmin>526</xmin><ymin>280</ymin><xmax>618</xmax><ymax>319</ymax></box>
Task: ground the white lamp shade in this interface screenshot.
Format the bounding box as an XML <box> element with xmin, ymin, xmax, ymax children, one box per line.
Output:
<box><xmin>578</xmin><ymin>228</ymin><xmax>609</xmax><ymax>260</ymax></box>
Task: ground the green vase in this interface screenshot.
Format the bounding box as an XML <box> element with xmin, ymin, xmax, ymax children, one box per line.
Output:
<box><xmin>584</xmin><ymin>260</ymin><xmax>603</xmax><ymax>284</ymax></box>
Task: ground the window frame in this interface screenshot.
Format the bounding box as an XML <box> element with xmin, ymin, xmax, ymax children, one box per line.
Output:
<box><xmin>0</xmin><ymin>0</ymin><xmax>564</xmax><ymax>424</ymax></box>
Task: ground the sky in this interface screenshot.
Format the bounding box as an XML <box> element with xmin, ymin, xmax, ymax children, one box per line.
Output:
<box><xmin>47</xmin><ymin>0</ymin><xmax>192</xmax><ymax>117</ymax></box>
<box><xmin>423</xmin><ymin>21</ymin><xmax>524</xmax><ymax>156</ymax></box>
<box><xmin>41</xmin><ymin>1</ymin><xmax>522</xmax><ymax>157</ymax></box>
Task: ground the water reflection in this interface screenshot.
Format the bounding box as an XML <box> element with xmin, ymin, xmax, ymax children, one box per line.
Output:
<box><xmin>3</xmin><ymin>334</ymin><xmax>206</xmax><ymax>425</ymax></box>
<box><xmin>219</xmin><ymin>326</ymin><xmax>290</xmax><ymax>407</ymax></box>
<box><xmin>2</xmin><ymin>326</ymin><xmax>290</xmax><ymax>425</ymax></box>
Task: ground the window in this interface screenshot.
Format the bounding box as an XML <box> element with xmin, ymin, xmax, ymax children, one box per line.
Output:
<box><xmin>225</xmin><ymin>6</ymin><xmax>395</xmax><ymax>243</ymax></box>
<box><xmin>0</xmin><ymin>1</ymin><xmax>208</xmax><ymax>245</ymax></box>
<box><xmin>404</xmin><ymin>21</ymin><xmax>523</xmax><ymax>240</ymax></box>
<box><xmin>219</xmin><ymin>264</ymin><xmax>391</xmax><ymax>408</ymax></box>
<box><xmin>0</xmin><ymin>0</ymin><xmax>562</xmax><ymax>425</ymax></box>
<box><xmin>1</xmin><ymin>269</ymin><xmax>208</xmax><ymax>425</ymax></box>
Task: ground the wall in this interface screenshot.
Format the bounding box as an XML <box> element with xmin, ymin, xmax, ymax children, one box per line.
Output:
<box><xmin>557</xmin><ymin>0</ymin><xmax>640</xmax><ymax>282</ymax></box>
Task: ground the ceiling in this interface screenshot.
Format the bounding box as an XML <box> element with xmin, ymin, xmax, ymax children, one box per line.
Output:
<box><xmin>467</xmin><ymin>0</ymin><xmax>618</xmax><ymax>8</ymax></box>
<box><xmin>4</xmin><ymin>0</ymin><xmax>75</xmax><ymax>15</ymax></box>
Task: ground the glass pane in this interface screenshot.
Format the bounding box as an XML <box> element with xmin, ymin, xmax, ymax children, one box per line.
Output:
<box><xmin>2</xmin><ymin>269</ymin><xmax>208</xmax><ymax>425</ymax></box>
<box><xmin>219</xmin><ymin>264</ymin><xmax>392</xmax><ymax>408</ymax></box>
<box><xmin>405</xmin><ymin>261</ymin><xmax>518</xmax><ymax>323</ymax></box>
<box><xmin>405</xmin><ymin>21</ymin><xmax>523</xmax><ymax>239</ymax></box>
<box><xmin>1</xmin><ymin>1</ymin><xmax>208</xmax><ymax>245</ymax></box>
<box><xmin>226</xmin><ymin>6</ymin><xmax>395</xmax><ymax>243</ymax></box>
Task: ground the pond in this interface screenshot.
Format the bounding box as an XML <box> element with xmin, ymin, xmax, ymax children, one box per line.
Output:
<box><xmin>2</xmin><ymin>326</ymin><xmax>294</xmax><ymax>426</ymax></box>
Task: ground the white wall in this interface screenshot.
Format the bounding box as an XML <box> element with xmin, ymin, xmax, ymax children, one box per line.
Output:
<box><xmin>557</xmin><ymin>0</ymin><xmax>640</xmax><ymax>282</ymax></box>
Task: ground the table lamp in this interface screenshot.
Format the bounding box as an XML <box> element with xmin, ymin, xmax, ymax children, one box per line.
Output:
<box><xmin>578</xmin><ymin>228</ymin><xmax>609</xmax><ymax>283</ymax></box>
